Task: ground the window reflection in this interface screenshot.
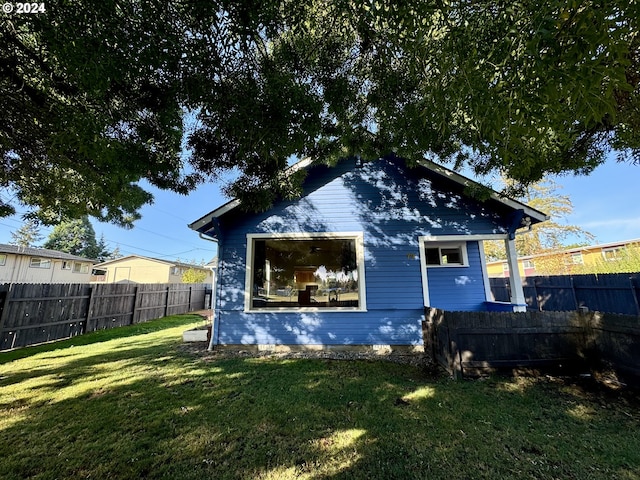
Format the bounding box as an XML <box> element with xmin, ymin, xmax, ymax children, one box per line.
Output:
<box><xmin>251</xmin><ymin>238</ymin><xmax>360</xmax><ymax>308</ymax></box>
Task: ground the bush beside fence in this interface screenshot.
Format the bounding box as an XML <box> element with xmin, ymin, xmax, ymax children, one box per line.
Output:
<box><xmin>0</xmin><ymin>283</ymin><xmax>210</xmax><ymax>350</ymax></box>
<box><xmin>423</xmin><ymin>307</ymin><xmax>640</xmax><ymax>384</ymax></box>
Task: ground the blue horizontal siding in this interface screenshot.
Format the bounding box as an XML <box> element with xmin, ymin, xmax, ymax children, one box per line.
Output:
<box><xmin>213</xmin><ymin>158</ymin><xmax>510</xmax><ymax>345</ymax></box>
<box><xmin>217</xmin><ymin>309</ymin><xmax>424</xmax><ymax>346</ymax></box>
<box><xmin>426</xmin><ymin>241</ymin><xmax>487</xmax><ymax>311</ymax></box>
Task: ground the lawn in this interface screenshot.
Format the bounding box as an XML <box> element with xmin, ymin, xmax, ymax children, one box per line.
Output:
<box><xmin>1</xmin><ymin>314</ymin><xmax>639</xmax><ymax>480</ymax></box>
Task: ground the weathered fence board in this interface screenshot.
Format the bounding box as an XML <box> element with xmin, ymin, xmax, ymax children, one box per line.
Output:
<box><xmin>0</xmin><ymin>284</ymin><xmax>92</xmax><ymax>350</ymax></box>
<box><xmin>490</xmin><ymin>273</ymin><xmax>640</xmax><ymax>315</ymax></box>
<box><xmin>424</xmin><ymin>307</ymin><xmax>640</xmax><ymax>384</ymax></box>
<box><xmin>0</xmin><ymin>283</ymin><xmax>210</xmax><ymax>350</ymax></box>
<box><xmin>85</xmin><ymin>283</ymin><xmax>137</xmax><ymax>331</ymax></box>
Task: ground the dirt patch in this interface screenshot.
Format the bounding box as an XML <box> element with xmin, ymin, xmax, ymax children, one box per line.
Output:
<box><xmin>177</xmin><ymin>342</ymin><xmax>434</xmax><ymax>368</ymax></box>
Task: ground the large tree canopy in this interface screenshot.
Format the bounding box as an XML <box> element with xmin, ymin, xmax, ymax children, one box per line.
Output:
<box><xmin>2</xmin><ymin>1</ymin><xmax>639</xmax><ymax>222</ymax></box>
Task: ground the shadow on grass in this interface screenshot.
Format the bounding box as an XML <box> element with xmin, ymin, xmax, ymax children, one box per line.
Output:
<box><xmin>0</xmin><ymin>314</ymin><xmax>207</xmax><ymax>365</ymax></box>
<box><xmin>1</xmin><ymin>335</ymin><xmax>640</xmax><ymax>479</ymax></box>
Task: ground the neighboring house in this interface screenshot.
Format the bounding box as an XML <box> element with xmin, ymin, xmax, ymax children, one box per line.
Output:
<box><xmin>93</xmin><ymin>255</ymin><xmax>213</xmax><ymax>284</ymax></box>
<box><xmin>0</xmin><ymin>244</ymin><xmax>95</xmax><ymax>284</ymax></box>
<box><xmin>487</xmin><ymin>238</ymin><xmax>640</xmax><ymax>277</ymax></box>
<box><xmin>189</xmin><ymin>157</ymin><xmax>547</xmax><ymax>349</ymax></box>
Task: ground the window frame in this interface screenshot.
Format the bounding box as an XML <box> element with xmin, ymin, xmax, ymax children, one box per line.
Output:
<box><xmin>244</xmin><ymin>232</ymin><xmax>367</xmax><ymax>313</ymax></box>
<box><xmin>418</xmin><ymin>234</ymin><xmax>501</xmax><ymax>308</ymax></box>
<box><xmin>0</xmin><ymin>254</ymin><xmax>6</xmax><ymax>266</ymax></box>
<box><xmin>602</xmin><ymin>247</ymin><xmax>621</xmax><ymax>261</ymax></box>
<box><xmin>564</xmin><ymin>252</ymin><xmax>584</xmax><ymax>265</ymax></box>
<box><xmin>72</xmin><ymin>262</ymin><xmax>89</xmax><ymax>274</ymax></box>
<box><xmin>421</xmin><ymin>242</ymin><xmax>469</xmax><ymax>268</ymax></box>
<box><xmin>61</xmin><ymin>261</ymin><xmax>72</xmax><ymax>270</ymax></box>
<box><xmin>29</xmin><ymin>257</ymin><xmax>51</xmax><ymax>269</ymax></box>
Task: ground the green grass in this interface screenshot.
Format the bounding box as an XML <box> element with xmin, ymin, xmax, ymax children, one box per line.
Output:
<box><xmin>1</xmin><ymin>314</ymin><xmax>639</xmax><ymax>480</ymax></box>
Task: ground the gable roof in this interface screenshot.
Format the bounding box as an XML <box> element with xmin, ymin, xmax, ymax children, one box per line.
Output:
<box><xmin>188</xmin><ymin>157</ymin><xmax>548</xmax><ymax>235</ymax></box>
<box><xmin>0</xmin><ymin>243</ymin><xmax>97</xmax><ymax>263</ymax></box>
<box><xmin>94</xmin><ymin>254</ymin><xmax>211</xmax><ymax>270</ymax></box>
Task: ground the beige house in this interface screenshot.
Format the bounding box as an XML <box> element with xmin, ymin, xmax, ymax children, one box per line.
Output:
<box><xmin>486</xmin><ymin>238</ymin><xmax>640</xmax><ymax>277</ymax></box>
<box><xmin>0</xmin><ymin>244</ymin><xmax>95</xmax><ymax>284</ymax></box>
<box><xmin>93</xmin><ymin>255</ymin><xmax>213</xmax><ymax>284</ymax></box>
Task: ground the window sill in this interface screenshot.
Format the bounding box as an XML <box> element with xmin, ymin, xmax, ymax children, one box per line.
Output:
<box><xmin>244</xmin><ymin>307</ymin><xmax>367</xmax><ymax>314</ymax></box>
<box><xmin>425</xmin><ymin>264</ymin><xmax>469</xmax><ymax>268</ymax></box>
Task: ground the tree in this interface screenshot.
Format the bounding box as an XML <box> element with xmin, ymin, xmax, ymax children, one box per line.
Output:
<box><xmin>182</xmin><ymin>268</ymin><xmax>208</xmax><ymax>284</ymax></box>
<box><xmin>9</xmin><ymin>219</ymin><xmax>43</xmax><ymax>247</ymax></box>
<box><xmin>2</xmin><ymin>1</ymin><xmax>639</xmax><ymax>221</ymax></box>
<box><xmin>483</xmin><ymin>178</ymin><xmax>594</xmax><ymax>261</ymax></box>
<box><xmin>42</xmin><ymin>217</ymin><xmax>112</xmax><ymax>260</ymax></box>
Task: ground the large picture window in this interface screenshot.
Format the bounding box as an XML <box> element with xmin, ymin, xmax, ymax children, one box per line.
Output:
<box><xmin>246</xmin><ymin>233</ymin><xmax>366</xmax><ymax>311</ymax></box>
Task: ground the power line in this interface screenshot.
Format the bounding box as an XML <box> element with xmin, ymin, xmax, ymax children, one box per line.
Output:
<box><xmin>1</xmin><ymin>214</ymin><xmax>215</xmax><ymax>259</ymax></box>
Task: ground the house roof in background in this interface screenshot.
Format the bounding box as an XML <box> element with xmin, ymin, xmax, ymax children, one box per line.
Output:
<box><xmin>94</xmin><ymin>254</ymin><xmax>214</xmax><ymax>270</ymax></box>
<box><xmin>0</xmin><ymin>243</ymin><xmax>96</xmax><ymax>263</ymax></box>
<box><xmin>486</xmin><ymin>238</ymin><xmax>640</xmax><ymax>264</ymax></box>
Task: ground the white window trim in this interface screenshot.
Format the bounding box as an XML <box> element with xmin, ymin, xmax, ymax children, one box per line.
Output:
<box><xmin>418</xmin><ymin>235</ymin><xmax>498</xmax><ymax>307</ymax></box>
<box><xmin>61</xmin><ymin>261</ymin><xmax>72</xmax><ymax>270</ymax></box>
<box><xmin>73</xmin><ymin>262</ymin><xmax>89</xmax><ymax>274</ymax></box>
<box><xmin>29</xmin><ymin>257</ymin><xmax>51</xmax><ymax>269</ymax></box>
<box><xmin>602</xmin><ymin>247</ymin><xmax>621</xmax><ymax>261</ymax></box>
<box><xmin>422</xmin><ymin>242</ymin><xmax>469</xmax><ymax>267</ymax></box>
<box><xmin>0</xmin><ymin>254</ymin><xmax>6</xmax><ymax>266</ymax></box>
<box><xmin>244</xmin><ymin>232</ymin><xmax>367</xmax><ymax>313</ymax></box>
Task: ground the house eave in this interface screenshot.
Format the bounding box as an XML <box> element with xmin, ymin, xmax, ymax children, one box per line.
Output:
<box><xmin>416</xmin><ymin>159</ymin><xmax>549</xmax><ymax>224</ymax></box>
<box><xmin>188</xmin><ymin>157</ymin><xmax>550</xmax><ymax>233</ymax></box>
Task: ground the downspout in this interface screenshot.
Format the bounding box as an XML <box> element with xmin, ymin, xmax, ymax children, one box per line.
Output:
<box><xmin>198</xmin><ymin>226</ymin><xmax>221</xmax><ymax>352</ymax></box>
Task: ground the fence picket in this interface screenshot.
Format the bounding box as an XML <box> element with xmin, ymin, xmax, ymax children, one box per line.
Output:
<box><xmin>0</xmin><ymin>283</ymin><xmax>210</xmax><ymax>351</ymax></box>
<box><xmin>490</xmin><ymin>273</ymin><xmax>640</xmax><ymax>314</ymax></box>
<box><xmin>425</xmin><ymin>307</ymin><xmax>640</xmax><ymax>383</ymax></box>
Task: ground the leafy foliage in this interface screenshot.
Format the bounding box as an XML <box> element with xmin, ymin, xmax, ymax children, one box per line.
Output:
<box><xmin>484</xmin><ymin>178</ymin><xmax>594</xmax><ymax>261</ymax></box>
<box><xmin>2</xmin><ymin>1</ymin><xmax>639</xmax><ymax>220</ymax></box>
<box><xmin>181</xmin><ymin>267</ymin><xmax>208</xmax><ymax>284</ymax></box>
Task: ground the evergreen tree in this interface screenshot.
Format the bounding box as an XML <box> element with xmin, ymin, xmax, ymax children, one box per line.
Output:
<box><xmin>42</xmin><ymin>217</ymin><xmax>112</xmax><ymax>259</ymax></box>
<box><xmin>9</xmin><ymin>219</ymin><xmax>43</xmax><ymax>247</ymax></box>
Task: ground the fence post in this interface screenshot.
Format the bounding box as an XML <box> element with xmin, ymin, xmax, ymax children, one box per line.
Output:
<box><xmin>0</xmin><ymin>285</ymin><xmax>13</xmax><ymax>347</ymax></box>
<box><xmin>631</xmin><ymin>277</ymin><xmax>640</xmax><ymax>316</ymax></box>
<box><xmin>164</xmin><ymin>285</ymin><xmax>170</xmax><ymax>317</ymax></box>
<box><xmin>132</xmin><ymin>285</ymin><xmax>140</xmax><ymax>325</ymax></box>
<box><xmin>188</xmin><ymin>285</ymin><xmax>193</xmax><ymax>312</ymax></box>
<box><xmin>83</xmin><ymin>285</ymin><xmax>96</xmax><ymax>335</ymax></box>
<box><xmin>447</xmin><ymin>313</ymin><xmax>463</xmax><ymax>379</ymax></box>
<box><xmin>570</xmin><ymin>276</ymin><xmax>579</xmax><ymax>311</ymax></box>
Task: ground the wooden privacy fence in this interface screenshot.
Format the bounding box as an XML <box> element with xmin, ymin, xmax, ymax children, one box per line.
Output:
<box><xmin>490</xmin><ymin>273</ymin><xmax>640</xmax><ymax>315</ymax></box>
<box><xmin>423</xmin><ymin>307</ymin><xmax>640</xmax><ymax>383</ymax></box>
<box><xmin>0</xmin><ymin>283</ymin><xmax>210</xmax><ymax>351</ymax></box>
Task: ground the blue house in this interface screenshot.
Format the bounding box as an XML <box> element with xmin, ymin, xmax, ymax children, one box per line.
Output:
<box><xmin>189</xmin><ymin>157</ymin><xmax>547</xmax><ymax>350</ymax></box>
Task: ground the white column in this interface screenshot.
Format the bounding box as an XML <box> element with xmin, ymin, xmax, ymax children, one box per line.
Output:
<box><xmin>505</xmin><ymin>238</ymin><xmax>527</xmax><ymax>312</ymax></box>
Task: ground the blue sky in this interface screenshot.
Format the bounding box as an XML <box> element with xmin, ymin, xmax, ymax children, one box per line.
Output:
<box><xmin>0</xmin><ymin>157</ymin><xmax>638</xmax><ymax>263</ymax></box>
